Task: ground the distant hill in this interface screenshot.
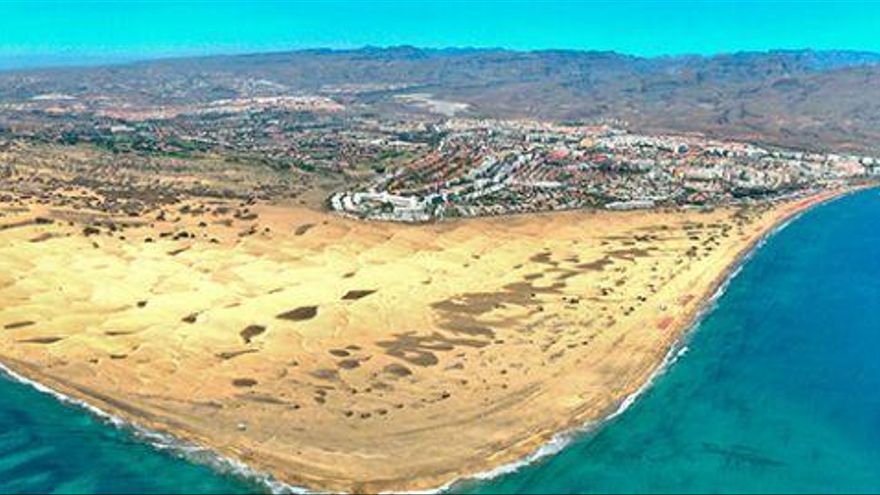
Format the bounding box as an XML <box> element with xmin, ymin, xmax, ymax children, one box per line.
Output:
<box><xmin>2</xmin><ymin>46</ymin><xmax>880</xmax><ymax>152</ymax></box>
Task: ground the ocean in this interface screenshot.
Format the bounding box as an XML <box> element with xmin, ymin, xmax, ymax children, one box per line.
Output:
<box><xmin>0</xmin><ymin>369</ymin><xmax>258</xmax><ymax>493</ymax></box>
<box><xmin>1</xmin><ymin>188</ymin><xmax>879</xmax><ymax>494</ymax></box>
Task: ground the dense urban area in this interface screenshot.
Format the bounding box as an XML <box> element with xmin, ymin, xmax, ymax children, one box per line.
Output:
<box><xmin>331</xmin><ymin>119</ymin><xmax>878</xmax><ymax>221</ymax></box>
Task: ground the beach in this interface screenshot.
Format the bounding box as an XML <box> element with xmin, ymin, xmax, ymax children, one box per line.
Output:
<box><xmin>459</xmin><ymin>186</ymin><xmax>880</xmax><ymax>494</ymax></box>
<box><xmin>0</xmin><ymin>185</ymin><xmax>852</xmax><ymax>493</ymax></box>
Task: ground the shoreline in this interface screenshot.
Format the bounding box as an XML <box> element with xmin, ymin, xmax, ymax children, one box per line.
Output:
<box><xmin>0</xmin><ymin>359</ymin><xmax>306</xmax><ymax>494</ymax></box>
<box><xmin>429</xmin><ymin>184</ymin><xmax>865</xmax><ymax>494</ymax></box>
<box><xmin>0</xmin><ymin>185</ymin><xmax>867</xmax><ymax>494</ymax></box>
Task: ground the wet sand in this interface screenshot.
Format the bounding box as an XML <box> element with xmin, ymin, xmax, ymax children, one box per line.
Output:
<box><xmin>0</xmin><ymin>185</ymin><xmax>851</xmax><ymax>493</ymax></box>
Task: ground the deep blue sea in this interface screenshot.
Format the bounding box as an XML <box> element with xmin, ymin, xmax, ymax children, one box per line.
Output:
<box><xmin>1</xmin><ymin>188</ymin><xmax>878</xmax><ymax>494</ymax></box>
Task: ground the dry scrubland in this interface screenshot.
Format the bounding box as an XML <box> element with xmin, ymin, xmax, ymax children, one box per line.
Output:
<box><xmin>0</xmin><ymin>152</ymin><xmax>845</xmax><ymax>491</ymax></box>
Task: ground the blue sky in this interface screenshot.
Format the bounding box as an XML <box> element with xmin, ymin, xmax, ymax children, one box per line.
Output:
<box><xmin>1</xmin><ymin>1</ymin><xmax>880</xmax><ymax>68</ymax></box>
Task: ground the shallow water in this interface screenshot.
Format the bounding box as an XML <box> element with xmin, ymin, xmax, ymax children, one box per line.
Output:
<box><xmin>457</xmin><ymin>189</ymin><xmax>880</xmax><ymax>493</ymax></box>
<box><xmin>0</xmin><ymin>374</ymin><xmax>260</xmax><ymax>492</ymax></box>
<box><xmin>1</xmin><ymin>189</ymin><xmax>878</xmax><ymax>494</ymax></box>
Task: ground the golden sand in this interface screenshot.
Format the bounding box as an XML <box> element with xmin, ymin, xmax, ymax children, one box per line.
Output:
<box><xmin>0</xmin><ymin>189</ymin><xmax>845</xmax><ymax>492</ymax></box>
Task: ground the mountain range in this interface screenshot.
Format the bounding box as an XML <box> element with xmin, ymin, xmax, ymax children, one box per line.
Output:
<box><xmin>1</xmin><ymin>46</ymin><xmax>879</xmax><ymax>152</ymax></box>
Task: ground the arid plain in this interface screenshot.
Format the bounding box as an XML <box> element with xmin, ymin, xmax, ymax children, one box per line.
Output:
<box><xmin>0</xmin><ymin>143</ymin><xmax>848</xmax><ymax>492</ymax></box>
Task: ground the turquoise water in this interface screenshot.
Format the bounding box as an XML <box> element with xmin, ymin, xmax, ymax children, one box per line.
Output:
<box><xmin>0</xmin><ymin>373</ymin><xmax>258</xmax><ymax>493</ymax></box>
<box><xmin>1</xmin><ymin>188</ymin><xmax>878</xmax><ymax>494</ymax></box>
<box><xmin>458</xmin><ymin>188</ymin><xmax>880</xmax><ymax>494</ymax></box>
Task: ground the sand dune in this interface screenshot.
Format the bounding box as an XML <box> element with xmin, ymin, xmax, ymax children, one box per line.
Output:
<box><xmin>0</xmin><ymin>188</ymin><xmax>847</xmax><ymax>492</ymax></box>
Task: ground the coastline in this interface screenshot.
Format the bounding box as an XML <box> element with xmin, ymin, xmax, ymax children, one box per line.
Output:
<box><xmin>0</xmin><ymin>185</ymin><xmax>866</xmax><ymax>494</ymax></box>
<box><xmin>0</xmin><ymin>358</ymin><xmax>304</xmax><ymax>494</ymax></box>
<box><xmin>430</xmin><ymin>184</ymin><xmax>864</xmax><ymax>493</ymax></box>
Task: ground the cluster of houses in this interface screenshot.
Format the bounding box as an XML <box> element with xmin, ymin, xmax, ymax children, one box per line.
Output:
<box><xmin>330</xmin><ymin>119</ymin><xmax>879</xmax><ymax>222</ymax></box>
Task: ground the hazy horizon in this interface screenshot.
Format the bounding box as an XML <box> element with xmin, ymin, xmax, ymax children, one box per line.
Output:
<box><xmin>5</xmin><ymin>44</ymin><xmax>880</xmax><ymax>72</ymax></box>
<box><xmin>3</xmin><ymin>1</ymin><xmax>880</xmax><ymax>70</ymax></box>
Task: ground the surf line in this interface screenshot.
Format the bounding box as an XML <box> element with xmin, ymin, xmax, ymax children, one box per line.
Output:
<box><xmin>0</xmin><ymin>361</ymin><xmax>309</xmax><ymax>495</ymax></box>
<box><xmin>403</xmin><ymin>187</ymin><xmax>860</xmax><ymax>495</ymax></box>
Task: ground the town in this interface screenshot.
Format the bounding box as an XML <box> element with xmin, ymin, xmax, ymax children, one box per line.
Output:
<box><xmin>330</xmin><ymin>119</ymin><xmax>878</xmax><ymax>222</ymax></box>
<box><xmin>1</xmin><ymin>88</ymin><xmax>877</xmax><ymax>224</ymax></box>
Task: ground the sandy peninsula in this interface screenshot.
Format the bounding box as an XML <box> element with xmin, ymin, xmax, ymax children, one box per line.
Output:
<box><xmin>0</xmin><ymin>182</ymin><xmax>850</xmax><ymax>492</ymax></box>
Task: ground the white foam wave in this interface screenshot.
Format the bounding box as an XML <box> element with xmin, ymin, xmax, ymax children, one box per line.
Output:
<box><xmin>0</xmin><ymin>362</ymin><xmax>308</xmax><ymax>494</ymax></box>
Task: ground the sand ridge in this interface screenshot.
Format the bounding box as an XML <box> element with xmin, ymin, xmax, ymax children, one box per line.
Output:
<box><xmin>0</xmin><ymin>187</ymin><xmax>849</xmax><ymax>492</ymax></box>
